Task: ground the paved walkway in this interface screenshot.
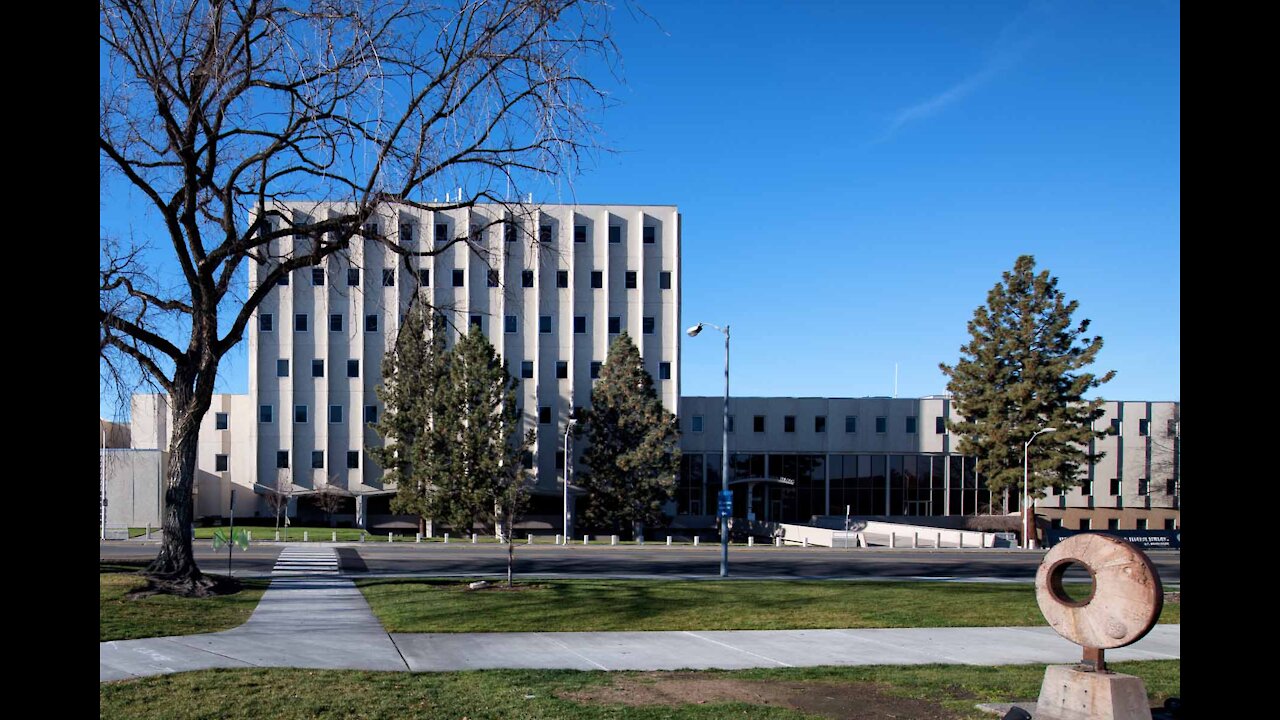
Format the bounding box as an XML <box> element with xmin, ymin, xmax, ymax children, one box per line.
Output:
<box><xmin>100</xmin><ymin>549</ymin><xmax>1181</xmax><ymax>682</ymax></box>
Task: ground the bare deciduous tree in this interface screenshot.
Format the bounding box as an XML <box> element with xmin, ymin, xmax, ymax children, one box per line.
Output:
<box><xmin>100</xmin><ymin>0</ymin><xmax>621</xmax><ymax>595</ymax></box>
<box><xmin>316</xmin><ymin>477</ymin><xmax>351</xmax><ymax>528</ymax></box>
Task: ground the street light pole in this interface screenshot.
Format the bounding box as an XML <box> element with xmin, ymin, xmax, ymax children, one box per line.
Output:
<box><xmin>687</xmin><ymin>322</ymin><xmax>730</xmax><ymax>577</ymax></box>
<box><xmin>564</xmin><ymin>417</ymin><xmax>576</xmax><ymax>545</ymax></box>
<box><xmin>1023</xmin><ymin>427</ymin><xmax>1057</xmax><ymax>550</ymax></box>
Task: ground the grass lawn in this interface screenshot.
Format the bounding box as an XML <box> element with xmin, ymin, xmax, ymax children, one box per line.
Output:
<box><xmin>98</xmin><ymin>660</ymin><xmax>1180</xmax><ymax>719</ymax></box>
<box><xmin>100</xmin><ymin>563</ymin><xmax>269</xmax><ymax>641</ymax></box>
<box><xmin>356</xmin><ymin>578</ymin><xmax>1180</xmax><ymax>633</ymax></box>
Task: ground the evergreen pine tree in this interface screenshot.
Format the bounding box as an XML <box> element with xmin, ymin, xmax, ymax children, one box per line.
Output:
<box><xmin>579</xmin><ymin>332</ymin><xmax>681</xmax><ymax>539</ymax></box>
<box><xmin>940</xmin><ymin>255</ymin><xmax>1116</xmax><ymax>501</ymax></box>
<box><xmin>369</xmin><ymin>298</ymin><xmax>450</xmax><ymax>535</ymax></box>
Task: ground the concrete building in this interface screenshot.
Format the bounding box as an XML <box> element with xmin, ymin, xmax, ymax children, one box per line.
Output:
<box><xmin>677</xmin><ymin>396</ymin><xmax>1180</xmax><ymax>531</ymax></box>
<box><xmin>247</xmin><ymin>202</ymin><xmax>681</xmax><ymax>525</ymax></box>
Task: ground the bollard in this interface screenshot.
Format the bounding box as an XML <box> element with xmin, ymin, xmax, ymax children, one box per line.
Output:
<box><xmin>693</xmin><ymin>536</ymin><xmax>700</xmax><ymax>547</ymax></box>
<box><xmin>416</xmin><ymin>533</ymin><xmax>422</xmax><ymax>543</ymax></box>
<box><xmin>775</xmin><ymin>536</ymin><xmax>782</xmax><ymax>547</ymax></box>
<box><xmin>304</xmin><ymin>531</ymin><xmax>309</xmax><ymax>542</ymax></box>
<box><xmin>332</xmin><ymin>531</ymin><xmax>337</xmax><ymax>543</ymax></box>
<box><xmin>959</xmin><ymin>532</ymin><xmax>967</xmax><ymax>548</ymax></box>
<box><xmin>611</xmin><ymin>535</ymin><xmax>618</xmax><ymax>546</ymax></box>
<box><xmin>583</xmin><ymin>535</ymin><xmax>589</xmax><ymax>545</ymax></box>
<box><xmin>638</xmin><ymin>535</ymin><xmax>644</xmax><ymax>546</ymax></box>
<box><xmin>388</xmin><ymin>532</ymin><xmax>393</xmax><ymax>542</ymax></box>
<box><xmin>145</xmin><ymin>523</ymin><xmax>151</xmax><ymax>540</ymax></box>
<box><xmin>802</xmin><ymin>538</ymin><xmax>808</xmax><ymax>548</ymax></box>
<box><xmin>527</xmin><ymin>533</ymin><xmax>533</xmax><ymax>544</ymax></box>
<box><xmin>472</xmin><ymin>533</ymin><xmax>478</xmax><ymax>544</ymax></box>
<box><xmin>360</xmin><ymin>532</ymin><xmax>366</xmax><ymax>542</ymax></box>
<box><xmin>890</xmin><ymin>531</ymin><xmax>897</xmax><ymax>549</ymax></box>
<box><xmin>275</xmin><ymin>530</ymin><xmax>280</xmax><ymax>542</ymax></box>
<box><xmin>936</xmin><ymin>532</ymin><xmax>942</xmax><ymax>549</ymax></box>
<box><xmin>555</xmin><ymin>534</ymin><xmax>562</xmax><ymax>545</ymax></box>
<box><xmin>247</xmin><ymin>530</ymin><xmax>252</xmax><ymax>542</ymax></box>
<box><xmin>666</xmin><ymin>536</ymin><xmax>672</xmax><ymax>545</ymax></box>
<box><xmin>444</xmin><ymin>532</ymin><xmax>450</xmax><ymax>544</ymax></box>
<box><xmin>748</xmin><ymin>536</ymin><xmax>754</xmax><ymax>547</ymax></box>
<box><xmin>857</xmin><ymin>533</ymin><xmax>865</xmax><ymax>548</ymax></box>
<box><xmin>912</xmin><ymin>532</ymin><xmax>918</xmax><ymax>549</ymax></box>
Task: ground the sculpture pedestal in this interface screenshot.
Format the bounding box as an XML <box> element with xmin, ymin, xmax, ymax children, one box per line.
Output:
<box><xmin>1035</xmin><ymin>665</ymin><xmax>1152</xmax><ymax>720</ymax></box>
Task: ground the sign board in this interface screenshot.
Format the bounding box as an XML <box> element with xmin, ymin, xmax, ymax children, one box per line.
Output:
<box><xmin>717</xmin><ymin>490</ymin><xmax>733</xmax><ymax>518</ymax></box>
<box><xmin>1045</xmin><ymin>529</ymin><xmax>1180</xmax><ymax>550</ymax></box>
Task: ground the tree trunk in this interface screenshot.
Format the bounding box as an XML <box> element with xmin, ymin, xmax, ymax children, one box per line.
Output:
<box><xmin>144</xmin><ymin>382</ymin><xmax>216</xmax><ymax>596</ymax></box>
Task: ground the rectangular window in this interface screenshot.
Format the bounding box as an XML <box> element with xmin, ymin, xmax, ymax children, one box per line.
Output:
<box><xmin>574</xmin><ymin>225</ymin><xmax>587</xmax><ymax>243</ymax></box>
<box><xmin>364</xmin><ymin>405</ymin><xmax>378</xmax><ymax>423</ymax></box>
<box><xmin>590</xmin><ymin>361</ymin><xmax>601</xmax><ymax>379</ymax></box>
<box><xmin>1081</xmin><ymin>479</ymin><xmax>1092</xmax><ymax>496</ymax></box>
<box><xmin>539</xmin><ymin>316</ymin><xmax>552</xmax><ymax>334</ymax></box>
<box><xmin>505</xmin><ymin>221</ymin><xmax>517</xmax><ymax>243</ymax></box>
<box><xmin>522</xmin><ymin>451</ymin><xmax>533</xmax><ymax>469</ymax></box>
<box><xmin>754</xmin><ymin>415</ymin><xmax>765</xmax><ymax>433</ymax></box>
<box><xmin>277</xmin><ymin>359</ymin><xmax>290</xmax><ymax>377</ymax></box>
<box><xmin>659</xmin><ymin>362</ymin><xmax>671</xmax><ymax>380</ymax></box>
<box><xmin>875</xmin><ymin>416</ymin><xmax>887</xmax><ymax>433</ymax></box>
<box><xmin>643</xmin><ymin>316</ymin><xmax>655</xmax><ymax>334</ymax></box>
<box><xmin>936</xmin><ymin>416</ymin><xmax>946</xmax><ymax>434</ymax></box>
<box><xmin>905</xmin><ymin>416</ymin><xmax>917</xmax><ymax>434</ymax></box>
<box><xmin>660</xmin><ymin>271</ymin><xmax>671</xmax><ymax>289</ymax></box>
<box><xmin>312</xmin><ymin>268</ymin><xmax>325</xmax><ymax>286</ymax></box>
<box><xmin>452</xmin><ymin>269</ymin><xmax>464</xmax><ymax>287</ymax></box>
<box><xmin>556</xmin><ymin>270</ymin><xmax>569</xmax><ymax>288</ymax></box>
<box><xmin>329</xmin><ymin>314</ymin><xmax>343</xmax><ymax>332</ymax></box>
<box><xmin>625</xmin><ymin>271</ymin><xmax>637</xmax><ymax>289</ymax></box>
<box><xmin>312</xmin><ymin>451</ymin><xmax>325</xmax><ymax>469</ymax></box>
<box><xmin>784</xmin><ymin>415</ymin><xmax>796</xmax><ymax>433</ymax></box>
<box><xmin>399</xmin><ymin>223</ymin><xmax>413</xmax><ymax>244</ymax></box>
<box><xmin>692</xmin><ymin>416</ymin><xmax>704</xmax><ymax>432</ymax></box>
<box><xmin>1139</xmin><ymin>419</ymin><xmax>1149</xmax><ymax>436</ymax></box>
<box><xmin>277</xmin><ymin>272</ymin><xmax>289</xmax><ymax>286</ymax></box>
<box><xmin>312</xmin><ymin>359</ymin><xmax>325</xmax><ymax>377</ymax></box>
<box><xmin>1164</xmin><ymin>518</ymin><xmax>1175</xmax><ymax>530</ymax></box>
<box><xmin>418</xmin><ymin>269</ymin><xmax>430</xmax><ymax>287</ymax></box>
<box><xmin>487</xmin><ymin>269</ymin><xmax>499</xmax><ymax>287</ymax></box>
<box><xmin>347</xmin><ymin>268</ymin><xmax>360</xmax><ymax>286</ymax></box>
<box><xmin>260</xmin><ymin>313</ymin><xmax>273</xmax><ymax>332</ymax></box>
<box><xmin>727</xmin><ymin>415</ymin><xmax>735</xmax><ymax>432</ymax></box>
<box><xmin>505</xmin><ymin>315</ymin><xmax>518</xmax><ymax>334</ymax></box>
<box><xmin>522</xmin><ymin>269</ymin><xmax>534</xmax><ymax>288</ymax></box>
<box><xmin>815</xmin><ymin>416</ymin><xmax>826</xmax><ymax>433</ymax></box>
<box><xmin>574</xmin><ymin>315</ymin><xmax>587</xmax><ymax>334</ymax></box>
<box><xmin>1107</xmin><ymin>518</ymin><xmax>1119</xmax><ymax>530</ymax></box>
<box><xmin>1079</xmin><ymin>518</ymin><xmax>1091</xmax><ymax>530</ymax></box>
<box><xmin>556</xmin><ymin>361</ymin><xmax>568</xmax><ymax>379</ymax></box>
<box><xmin>1109</xmin><ymin>478</ymin><xmax>1121</xmax><ymax>496</ymax></box>
<box><xmin>1136</xmin><ymin>518</ymin><xmax>1148</xmax><ymax>530</ymax></box>
<box><xmin>469</xmin><ymin>315</ymin><xmax>482</xmax><ymax>330</ymax></box>
<box><xmin>215</xmin><ymin>454</ymin><xmax>229</xmax><ymax>472</ymax></box>
<box><xmin>643</xmin><ymin>226</ymin><xmax>656</xmax><ymax>244</ymax></box>
<box><xmin>276</xmin><ymin>450</ymin><xmax>290</xmax><ymax>469</ymax></box>
<box><xmin>609</xmin><ymin>225</ymin><xmax>621</xmax><ymax>244</ymax></box>
<box><xmin>295</xmin><ymin>405</ymin><xmax>308</xmax><ymax>423</ymax></box>
<box><xmin>215</xmin><ymin>413</ymin><xmax>229</xmax><ymax>430</ymax></box>
<box><xmin>329</xmin><ymin>405</ymin><xmax>343</xmax><ymax>423</ymax></box>
<box><xmin>347</xmin><ymin>359</ymin><xmax>359</xmax><ymax>378</ymax></box>
<box><xmin>556</xmin><ymin>450</ymin><xmax>565</xmax><ymax>470</ymax></box>
<box><xmin>347</xmin><ymin>451</ymin><xmax>360</xmax><ymax>469</ymax></box>
<box><xmin>382</xmin><ymin>269</ymin><xmax>395</xmax><ymax>287</ymax></box>
<box><xmin>608</xmin><ymin>316</ymin><xmax>620</xmax><ymax>334</ymax></box>
<box><xmin>539</xmin><ymin>406</ymin><xmax>552</xmax><ymax>424</ymax></box>
<box><xmin>521</xmin><ymin>361</ymin><xmax>534</xmax><ymax>379</ymax></box>
<box><xmin>365</xmin><ymin>315</ymin><xmax>378</xmax><ymax>332</ymax></box>
<box><xmin>259</xmin><ymin>405</ymin><xmax>273</xmax><ymax>423</ymax></box>
<box><xmin>1110</xmin><ymin>418</ymin><xmax>1122</xmax><ymax>435</ymax></box>
<box><xmin>591</xmin><ymin>271</ymin><xmax>603</xmax><ymax>288</ymax></box>
<box><xmin>295</xmin><ymin>314</ymin><xmax>308</xmax><ymax>332</ymax></box>
<box><xmin>845</xmin><ymin>416</ymin><xmax>857</xmax><ymax>433</ymax></box>
<box><xmin>363</xmin><ymin>222</ymin><xmax>378</xmax><ymax>239</ymax></box>
<box><xmin>1138</xmin><ymin>478</ymin><xmax>1149</xmax><ymax>495</ymax></box>
<box><xmin>538</xmin><ymin>225</ymin><xmax>552</xmax><ymax>245</ymax></box>
<box><xmin>1165</xmin><ymin>478</ymin><xmax>1176</xmax><ymax>496</ymax></box>
<box><xmin>1166</xmin><ymin>419</ymin><xmax>1177</xmax><ymax>437</ymax></box>
<box><xmin>1051</xmin><ymin>518</ymin><xmax>1063</xmax><ymax>529</ymax></box>
<box><xmin>435</xmin><ymin>223</ymin><xmax>448</xmax><ymax>245</ymax></box>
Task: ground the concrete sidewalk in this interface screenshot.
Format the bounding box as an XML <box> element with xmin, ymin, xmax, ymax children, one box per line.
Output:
<box><xmin>100</xmin><ymin>550</ymin><xmax>1181</xmax><ymax>683</ymax></box>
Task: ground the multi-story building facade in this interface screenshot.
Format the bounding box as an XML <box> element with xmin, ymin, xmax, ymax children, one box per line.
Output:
<box><xmin>247</xmin><ymin>202</ymin><xmax>681</xmax><ymax>523</ymax></box>
<box><xmin>677</xmin><ymin>396</ymin><xmax>1180</xmax><ymax>531</ymax></box>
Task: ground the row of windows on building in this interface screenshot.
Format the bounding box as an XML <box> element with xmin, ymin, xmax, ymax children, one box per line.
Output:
<box><xmin>689</xmin><ymin>414</ymin><xmax>946</xmax><ymax>435</ymax></box>
<box><xmin>1052</xmin><ymin>477</ymin><xmax>1178</xmax><ymax>497</ymax></box>
<box><xmin>354</xmin><ymin>221</ymin><xmax>663</xmax><ymax>246</ymax></box>
<box><xmin>269</xmin><ymin>356</ymin><xmax>671</xmax><ymax>382</ymax></box>
<box><xmin>1053</xmin><ymin>517</ymin><xmax>1176</xmax><ymax>531</ymax></box>
<box><xmin>274</xmin><ymin>266</ymin><xmax>673</xmax><ymax>291</ymax></box>
<box><xmin>257</xmin><ymin>402</ymin><xmax>588</xmax><ymax>429</ymax></box>
<box><xmin>261</xmin><ymin>312</ymin><xmax>670</xmax><ymax>336</ymax></box>
<box><xmin>1104</xmin><ymin>418</ymin><xmax>1176</xmax><ymax>438</ymax></box>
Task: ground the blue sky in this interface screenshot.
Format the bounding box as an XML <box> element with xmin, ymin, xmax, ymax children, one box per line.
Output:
<box><xmin>100</xmin><ymin>0</ymin><xmax>1179</xmax><ymax>418</ymax></box>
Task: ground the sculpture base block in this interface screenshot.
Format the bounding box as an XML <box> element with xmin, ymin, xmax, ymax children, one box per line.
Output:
<box><xmin>1035</xmin><ymin>665</ymin><xmax>1152</xmax><ymax>720</ymax></box>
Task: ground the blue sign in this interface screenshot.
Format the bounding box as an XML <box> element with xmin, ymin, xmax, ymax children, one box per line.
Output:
<box><xmin>1046</xmin><ymin>529</ymin><xmax>1180</xmax><ymax>550</ymax></box>
<box><xmin>717</xmin><ymin>490</ymin><xmax>733</xmax><ymax>518</ymax></box>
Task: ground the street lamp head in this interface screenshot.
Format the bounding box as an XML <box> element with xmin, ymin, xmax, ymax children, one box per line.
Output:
<box><xmin>686</xmin><ymin>323</ymin><xmax>703</xmax><ymax>337</ymax></box>
<box><xmin>1044</xmin><ymin>427</ymin><xmax>1057</xmax><ymax>433</ymax></box>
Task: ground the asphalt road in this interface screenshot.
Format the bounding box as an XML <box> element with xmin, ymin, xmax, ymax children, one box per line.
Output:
<box><xmin>100</xmin><ymin>541</ymin><xmax>1181</xmax><ymax>583</ymax></box>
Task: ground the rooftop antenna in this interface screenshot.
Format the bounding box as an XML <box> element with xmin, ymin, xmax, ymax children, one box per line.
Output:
<box><xmin>894</xmin><ymin>363</ymin><xmax>899</xmax><ymax>398</ymax></box>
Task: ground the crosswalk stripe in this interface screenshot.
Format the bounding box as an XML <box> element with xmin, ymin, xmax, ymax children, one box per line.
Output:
<box><xmin>271</xmin><ymin>546</ymin><xmax>341</xmax><ymax>575</ymax></box>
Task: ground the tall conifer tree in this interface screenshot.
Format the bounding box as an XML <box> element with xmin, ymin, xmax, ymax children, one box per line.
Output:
<box><xmin>940</xmin><ymin>255</ymin><xmax>1116</xmax><ymax>500</ymax></box>
<box><xmin>579</xmin><ymin>333</ymin><xmax>681</xmax><ymax>539</ymax></box>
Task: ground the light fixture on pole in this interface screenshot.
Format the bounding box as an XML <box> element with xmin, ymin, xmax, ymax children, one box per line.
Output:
<box><xmin>563</xmin><ymin>415</ymin><xmax>577</xmax><ymax>545</ymax></box>
<box><xmin>686</xmin><ymin>321</ymin><xmax>730</xmax><ymax>578</ymax></box>
<box><xmin>1024</xmin><ymin>427</ymin><xmax>1057</xmax><ymax>550</ymax></box>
